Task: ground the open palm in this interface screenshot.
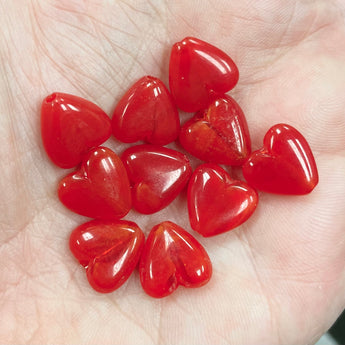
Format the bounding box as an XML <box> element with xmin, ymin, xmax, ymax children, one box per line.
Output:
<box><xmin>1</xmin><ymin>1</ymin><xmax>345</xmax><ymax>343</ymax></box>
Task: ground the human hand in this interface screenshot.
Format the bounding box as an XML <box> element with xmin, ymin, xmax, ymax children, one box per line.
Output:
<box><xmin>1</xmin><ymin>0</ymin><xmax>345</xmax><ymax>343</ymax></box>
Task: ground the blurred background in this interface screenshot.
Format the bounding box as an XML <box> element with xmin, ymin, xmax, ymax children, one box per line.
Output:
<box><xmin>317</xmin><ymin>311</ymin><xmax>344</xmax><ymax>345</ymax></box>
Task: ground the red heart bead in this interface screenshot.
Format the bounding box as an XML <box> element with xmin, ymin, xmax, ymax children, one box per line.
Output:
<box><xmin>69</xmin><ymin>220</ymin><xmax>144</xmax><ymax>293</ymax></box>
<box><xmin>58</xmin><ymin>147</ymin><xmax>132</xmax><ymax>220</ymax></box>
<box><xmin>169</xmin><ymin>37</ymin><xmax>239</xmax><ymax>112</ymax></box>
<box><xmin>139</xmin><ymin>221</ymin><xmax>212</xmax><ymax>298</ymax></box>
<box><xmin>188</xmin><ymin>164</ymin><xmax>258</xmax><ymax>237</ymax></box>
<box><xmin>41</xmin><ymin>92</ymin><xmax>112</xmax><ymax>168</ymax></box>
<box><xmin>121</xmin><ymin>145</ymin><xmax>192</xmax><ymax>214</ymax></box>
<box><xmin>179</xmin><ymin>95</ymin><xmax>251</xmax><ymax>165</ymax></box>
<box><xmin>112</xmin><ymin>76</ymin><xmax>180</xmax><ymax>145</ymax></box>
<box><xmin>242</xmin><ymin>124</ymin><xmax>319</xmax><ymax>195</ymax></box>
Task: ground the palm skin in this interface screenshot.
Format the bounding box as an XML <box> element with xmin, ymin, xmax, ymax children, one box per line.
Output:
<box><xmin>1</xmin><ymin>0</ymin><xmax>345</xmax><ymax>343</ymax></box>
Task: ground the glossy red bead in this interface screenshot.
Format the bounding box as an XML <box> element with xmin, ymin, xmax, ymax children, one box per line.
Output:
<box><xmin>188</xmin><ymin>164</ymin><xmax>258</xmax><ymax>237</ymax></box>
<box><xmin>122</xmin><ymin>145</ymin><xmax>192</xmax><ymax>214</ymax></box>
<box><xmin>139</xmin><ymin>221</ymin><xmax>212</xmax><ymax>298</ymax></box>
<box><xmin>179</xmin><ymin>95</ymin><xmax>251</xmax><ymax>165</ymax></box>
<box><xmin>69</xmin><ymin>220</ymin><xmax>144</xmax><ymax>293</ymax></box>
<box><xmin>242</xmin><ymin>124</ymin><xmax>319</xmax><ymax>194</ymax></box>
<box><xmin>41</xmin><ymin>92</ymin><xmax>111</xmax><ymax>168</ymax></box>
<box><xmin>112</xmin><ymin>76</ymin><xmax>180</xmax><ymax>145</ymax></box>
<box><xmin>58</xmin><ymin>147</ymin><xmax>132</xmax><ymax>220</ymax></box>
<box><xmin>169</xmin><ymin>37</ymin><xmax>239</xmax><ymax>112</ymax></box>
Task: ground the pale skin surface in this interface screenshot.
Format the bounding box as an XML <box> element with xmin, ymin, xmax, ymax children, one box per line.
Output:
<box><xmin>1</xmin><ymin>0</ymin><xmax>345</xmax><ymax>344</ymax></box>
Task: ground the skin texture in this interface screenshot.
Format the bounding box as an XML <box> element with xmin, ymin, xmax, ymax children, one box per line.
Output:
<box><xmin>0</xmin><ymin>0</ymin><xmax>345</xmax><ymax>344</ymax></box>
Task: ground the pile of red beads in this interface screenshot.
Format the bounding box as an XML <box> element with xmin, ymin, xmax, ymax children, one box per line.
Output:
<box><xmin>41</xmin><ymin>37</ymin><xmax>319</xmax><ymax>298</ymax></box>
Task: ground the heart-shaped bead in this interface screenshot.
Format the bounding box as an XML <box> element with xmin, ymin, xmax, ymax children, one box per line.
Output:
<box><xmin>179</xmin><ymin>95</ymin><xmax>251</xmax><ymax>165</ymax></box>
<box><xmin>58</xmin><ymin>147</ymin><xmax>132</xmax><ymax>220</ymax></box>
<box><xmin>41</xmin><ymin>92</ymin><xmax>112</xmax><ymax>168</ymax></box>
<box><xmin>188</xmin><ymin>164</ymin><xmax>258</xmax><ymax>237</ymax></box>
<box><xmin>139</xmin><ymin>221</ymin><xmax>212</xmax><ymax>298</ymax></box>
<box><xmin>112</xmin><ymin>76</ymin><xmax>180</xmax><ymax>145</ymax></box>
<box><xmin>242</xmin><ymin>124</ymin><xmax>319</xmax><ymax>194</ymax></box>
<box><xmin>69</xmin><ymin>220</ymin><xmax>144</xmax><ymax>293</ymax></box>
<box><xmin>121</xmin><ymin>145</ymin><xmax>192</xmax><ymax>214</ymax></box>
<box><xmin>169</xmin><ymin>37</ymin><xmax>239</xmax><ymax>112</ymax></box>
